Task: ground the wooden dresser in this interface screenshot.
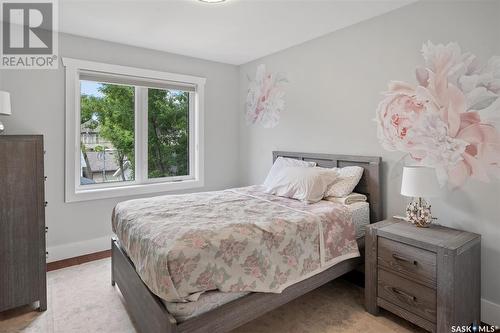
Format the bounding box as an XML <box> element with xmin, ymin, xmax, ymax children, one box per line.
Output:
<box><xmin>0</xmin><ymin>135</ymin><xmax>47</xmax><ymax>312</ymax></box>
<box><xmin>365</xmin><ymin>218</ymin><xmax>480</xmax><ymax>333</ymax></box>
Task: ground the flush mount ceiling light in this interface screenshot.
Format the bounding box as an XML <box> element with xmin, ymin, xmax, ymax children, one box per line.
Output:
<box><xmin>198</xmin><ymin>0</ymin><xmax>226</xmax><ymax>3</ymax></box>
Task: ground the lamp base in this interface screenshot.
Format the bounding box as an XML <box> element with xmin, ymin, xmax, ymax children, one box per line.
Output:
<box><xmin>0</xmin><ymin>120</ymin><xmax>4</xmax><ymax>134</ymax></box>
<box><xmin>406</xmin><ymin>197</ymin><xmax>435</xmax><ymax>228</ymax></box>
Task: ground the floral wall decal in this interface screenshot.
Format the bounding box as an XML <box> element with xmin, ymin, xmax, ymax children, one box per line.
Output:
<box><xmin>376</xmin><ymin>41</ymin><xmax>500</xmax><ymax>188</ymax></box>
<box><xmin>246</xmin><ymin>64</ymin><xmax>288</xmax><ymax>128</ymax></box>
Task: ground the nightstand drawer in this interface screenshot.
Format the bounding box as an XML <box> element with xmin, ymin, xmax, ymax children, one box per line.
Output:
<box><xmin>378</xmin><ymin>237</ymin><xmax>436</xmax><ymax>287</ymax></box>
<box><xmin>378</xmin><ymin>269</ymin><xmax>436</xmax><ymax>323</ymax></box>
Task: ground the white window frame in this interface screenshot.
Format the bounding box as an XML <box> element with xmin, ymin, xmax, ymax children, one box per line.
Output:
<box><xmin>63</xmin><ymin>58</ymin><xmax>206</xmax><ymax>202</ymax></box>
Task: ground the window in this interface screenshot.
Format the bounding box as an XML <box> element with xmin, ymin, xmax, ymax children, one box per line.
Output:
<box><xmin>64</xmin><ymin>58</ymin><xmax>205</xmax><ymax>202</ymax></box>
<box><xmin>80</xmin><ymin>80</ymin><xmax>136</xmax><ymax>185</ymax></box>
<box><xmin>147</xmin><ymin>88</ymin><xmax>191</xmax><ymax>179</ymax></box>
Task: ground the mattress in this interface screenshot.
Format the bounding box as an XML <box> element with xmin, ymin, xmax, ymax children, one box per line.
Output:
<box><xmin>347</xmin><ymin>201</ymin><xmax>370</xmax><ymax>239</ymax></box>
<box><xmin>113</xmin><ymin>185</ymin><xmax>360</xmax><ymax>303</ymax></box>
<box><xmin>162</xmin><ymin>200</ymin><xmax>370</xmax><ymax>322</ymax></box>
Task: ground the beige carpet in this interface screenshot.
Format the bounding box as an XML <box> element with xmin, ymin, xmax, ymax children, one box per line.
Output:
<box><xmin>0</xmin><ymin>258</ymin><xmax>424</xmax><ymax>333</ymax></box>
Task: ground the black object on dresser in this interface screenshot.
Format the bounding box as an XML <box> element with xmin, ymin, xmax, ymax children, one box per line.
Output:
<box><xmin>365</xmin><ymin>218</ymin><xmax>481</xmax><ymax>333</ymax></box>
<box><xmin>0</xmin><ymin>135</ymin><xmax>47</xmax><ymax>312</ymax></box>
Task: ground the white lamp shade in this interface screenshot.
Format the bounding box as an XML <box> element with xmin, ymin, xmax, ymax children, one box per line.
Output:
<box><xmin>401</xmin><ymin>166</ymin><xmax>440</xmax><ymax>198</ymax></box>
<box><xmin>0</xmin><ymin>91</ymin><xmax>11</xmax><ymax>115</ymax></box>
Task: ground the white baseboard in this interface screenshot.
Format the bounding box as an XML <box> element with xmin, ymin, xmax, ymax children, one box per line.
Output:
<box><xmin>482</xmin><ymin>298</ymin><xmax>500</xmax><ymax>326</ymax></box>
<box><xmin>47</xmin><ymin>235</ymin><xmax>113</xmax><ymax>263</ymax></box>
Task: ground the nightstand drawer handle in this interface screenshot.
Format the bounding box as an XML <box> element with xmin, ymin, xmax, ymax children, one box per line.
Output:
<box><xmin>392</xmin><ymin>253</ymin><xmax>417</xmax><ymax>265</ymax></box>
<box><xmin>391</xmin><ymin>287</ymin><xmax>416</xmax><ymax>302</ymax></box>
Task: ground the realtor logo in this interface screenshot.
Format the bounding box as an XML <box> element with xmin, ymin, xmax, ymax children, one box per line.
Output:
<box><xmin>1</xmin><ymin>0</ymin><xmax>58</xmax><ymax>69</ymax></box>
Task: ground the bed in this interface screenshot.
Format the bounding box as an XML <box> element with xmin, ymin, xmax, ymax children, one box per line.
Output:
<box><xmin>111</xmin><ymin>151</ymin><xmax>382</xmax><ymax>333</ymax></box>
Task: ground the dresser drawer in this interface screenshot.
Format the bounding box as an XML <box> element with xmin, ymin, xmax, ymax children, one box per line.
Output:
<box><xmin>378</xmin><ymin>269</ymin><xmax>436</xmax><ymax>323</ymax></box>
<box><xmin>378</xmin><ymin>237</ymin><xmax>436</xmax><ymax>287</ymax></box>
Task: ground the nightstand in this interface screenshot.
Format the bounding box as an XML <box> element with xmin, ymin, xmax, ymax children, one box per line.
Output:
<box><xmin>365</xmin><ymin>218</ymin><xmax>481</xmax><ymax>333</ymax></box>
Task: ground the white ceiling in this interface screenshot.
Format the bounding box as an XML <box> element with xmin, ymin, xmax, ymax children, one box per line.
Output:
<box><xmin>60</xmin><ymin>0</ymin><xmax>415</xmax><ymax>65</ymax></box>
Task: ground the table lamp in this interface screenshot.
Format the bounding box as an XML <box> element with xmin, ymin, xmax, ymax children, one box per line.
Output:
<box><xmin>401</xmin><ymin>166</ymin><xmax>440</xmax><ymax>227</ymax></box>
<box><xmin>0</xmin><ymin>91</ymin><xmax>12</xmax><ymax>134</ymax></box>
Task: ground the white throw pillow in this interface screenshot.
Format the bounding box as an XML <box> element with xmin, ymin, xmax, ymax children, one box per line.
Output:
<box><xmin>263</xmin><ymin>157</ymin><xmax>316</xmax><ymax>187</ymax></box>
<box><xmin>265</xmin><ymin>166</ymin><xmax>338</xmax><ymax>203</ymax></box>
<box><xmin>324</xmin><ymin>166</ymin><xmax>364</xmax><ymax>198</ymax></box>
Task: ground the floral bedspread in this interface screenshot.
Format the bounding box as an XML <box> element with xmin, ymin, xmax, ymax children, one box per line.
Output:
<box><xmin>112</xmin><ymin>186</ymin><xmax>359</xmax><ymax>302</ymax></box>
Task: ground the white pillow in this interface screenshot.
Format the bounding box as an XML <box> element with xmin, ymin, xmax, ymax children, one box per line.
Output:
<box><xmin>263</xmin><ymin>157</ymin><xmax>316</xmax><ymax>187</ymax></box>
<box><xmin>324</xmin><ymin>166</ymin><xmax>364</xmax><ymax>198</ymax></box>
<box><xmin>265</xmin><ymin>166</ymin><xmax>338</xmax><ymax>203</ymax></box>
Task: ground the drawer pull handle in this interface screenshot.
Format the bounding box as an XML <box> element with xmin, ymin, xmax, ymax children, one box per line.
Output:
<box><xmin>392</xmin><ymin>253</ymin><xmax>417</xmax><ymax>265</ymax></box>
<box><xmin>391</xmin><ymin>287</ymin><xmax>416</xmax><ymax>302</ymax></box>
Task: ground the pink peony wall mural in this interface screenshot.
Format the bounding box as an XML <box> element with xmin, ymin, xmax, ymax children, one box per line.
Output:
<box><xmin>246</xmin><ymin>64</ymin><xmax>288</xmax><ymax>128</ymax></box>
<box><xmin>376</xmin><ymin>41</ymin><xmax>500</xmax><ymax>189</ymax></box>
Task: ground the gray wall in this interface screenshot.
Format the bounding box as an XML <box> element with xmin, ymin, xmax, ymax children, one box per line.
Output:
<box><xmin>238</xmin><ymin>0</ymin><xmax>500</xmax><ymax>320</ymax></box>
<box><xmin>0</xmin><ymin>33</ymin><xmax>240</xmax><ymax>259</ymax></box>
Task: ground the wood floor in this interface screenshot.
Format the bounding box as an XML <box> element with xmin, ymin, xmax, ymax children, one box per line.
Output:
<box><xmin>46</xmin><ymin>250</ymin><xmax>111</xmax><ymax>271</ymax></box>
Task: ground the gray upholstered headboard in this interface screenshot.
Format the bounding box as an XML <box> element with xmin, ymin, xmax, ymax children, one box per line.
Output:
<box><xmin>273</xmin><ymin>151</ymin><xmax>382</xmax><ymax>223</ymax></box>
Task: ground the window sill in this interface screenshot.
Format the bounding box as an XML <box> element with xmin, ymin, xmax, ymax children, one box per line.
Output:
<box><xmin>65</xmin><ymin>178</ymin><xmax>204</xmax><ymax>203</ymax></box>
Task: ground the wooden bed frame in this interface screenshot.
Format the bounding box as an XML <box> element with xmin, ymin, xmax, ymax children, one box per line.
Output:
<box><xmin>111</xmin><ymin>151</ymin><xmax>382</xmax><ymax>333</ymax></box>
